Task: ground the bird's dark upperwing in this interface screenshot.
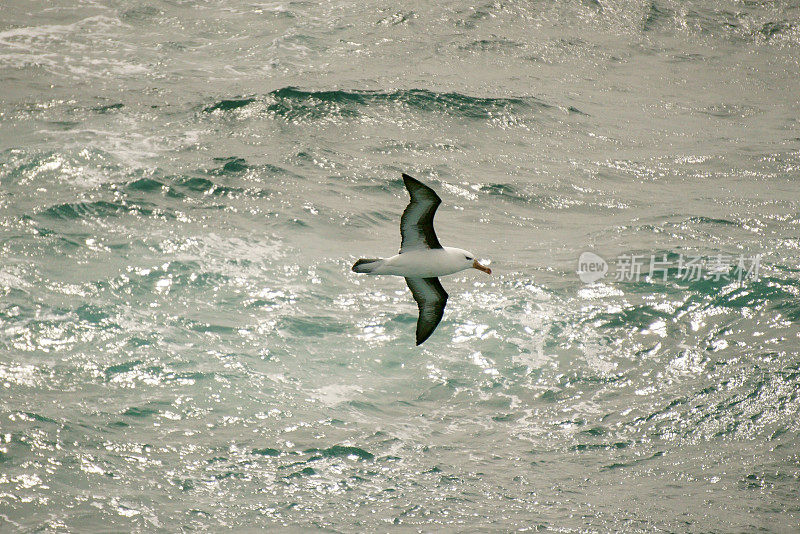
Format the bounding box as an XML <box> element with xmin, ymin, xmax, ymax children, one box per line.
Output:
<box><xmin>400</xmin><ymin>173</ymin><xmax>443</xmax><ymax>253</ymax></box>
<box><xmin>405</xmin><ymin>277</ymin><xmax>448</xmax><ymax>345</ymax></box>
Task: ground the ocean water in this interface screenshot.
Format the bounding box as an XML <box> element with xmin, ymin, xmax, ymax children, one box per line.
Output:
<box><xmin>1</xmin><ymin>0</ymin><xmax>800</xmax><ymax>531</ymax></box>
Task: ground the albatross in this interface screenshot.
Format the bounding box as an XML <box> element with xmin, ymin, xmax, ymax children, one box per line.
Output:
<box><xmin>352</xmin><ymin>173</ymin><xmax>492</xmax><ymax>345</ymax></box>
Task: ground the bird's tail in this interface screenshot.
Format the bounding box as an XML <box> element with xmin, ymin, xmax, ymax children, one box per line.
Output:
<box><xmin>352</xmin><ymin>258</ymin><xmax>384</xmax><ymax>274</ymax></box>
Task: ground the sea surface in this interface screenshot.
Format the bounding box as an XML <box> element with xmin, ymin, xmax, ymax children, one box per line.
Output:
<box><xmin>1</xmin><ymin>1</ymin><xmax>800</xmax><ymax>532</ymax></box>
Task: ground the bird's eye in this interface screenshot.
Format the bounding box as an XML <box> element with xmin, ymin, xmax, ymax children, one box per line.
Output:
<box><xmin>465</xmin><ymin>255</ymin><xmax>473</xmax><ymax>260</ymax></box>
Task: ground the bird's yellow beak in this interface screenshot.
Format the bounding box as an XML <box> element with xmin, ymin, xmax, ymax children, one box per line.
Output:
<box><xmin>473</xmin><ymin>259</ymin><xmax>492</xmax><ymax>274</ymax></box>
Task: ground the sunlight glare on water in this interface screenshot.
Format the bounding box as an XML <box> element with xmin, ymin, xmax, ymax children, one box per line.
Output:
<box><xmin>1</xmin><ymin>0</ymin><xmax>800</xmax><ymax>531</ymax></box>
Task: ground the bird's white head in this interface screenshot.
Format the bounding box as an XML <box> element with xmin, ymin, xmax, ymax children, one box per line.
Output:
<box><xmin>456</xmin><ymin>248</ymin><xmax>491</xmax><ymax>275</ymax></box>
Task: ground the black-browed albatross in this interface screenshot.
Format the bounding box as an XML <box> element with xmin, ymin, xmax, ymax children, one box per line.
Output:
<box><xmin>352</xmin><ymin>174</ymin><xmax>492</xmax><ymax>345</ymax></box>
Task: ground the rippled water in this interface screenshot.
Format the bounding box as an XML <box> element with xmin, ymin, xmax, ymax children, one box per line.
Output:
<box><xmin>2</xmin><ymin>1</ymin><xmax>800</xmax><ymax>531</ymax></box>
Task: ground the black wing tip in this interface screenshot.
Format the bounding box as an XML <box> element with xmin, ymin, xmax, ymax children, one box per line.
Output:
<box><xmin>401</xmin><ymin>173</ymin><xmax>419</xmax><ymax>188</ymax></box>
<box><xmin>401</xmin><ymin>173</ymin><xmax>429</xmax><ymax>188</ymax></box>
<box><xmin>415</xmin><ymin>331</ymin><xmax>431</xmax><ymax>345</ymax></box>
<box><xmin>401</xmin><ymin>173</ymin><xmax>441</xmax><ymax>202</ymax></box>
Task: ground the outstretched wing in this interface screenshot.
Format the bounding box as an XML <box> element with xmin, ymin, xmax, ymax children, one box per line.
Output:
<box><xmin>400</xmin><ymin>173</ymin><xmax>443</xmax><ymax>252</ymax></box>
<box><xmin>405</xmin><ymin>277</ymin><xmax>448</xmax><ymax>345</ymax></box>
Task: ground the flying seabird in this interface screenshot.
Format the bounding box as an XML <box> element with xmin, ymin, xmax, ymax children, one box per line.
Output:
<box><xmin>352</xmin><ymin>173</ymin><xmax>492</xmax><ymax>345</ymax></box>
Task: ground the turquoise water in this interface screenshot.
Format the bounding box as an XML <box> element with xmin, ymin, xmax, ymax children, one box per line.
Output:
<box><xmin>2</xmin><ymin>1</ymin><xmax>800</xmax><ymax>531</ymax></box>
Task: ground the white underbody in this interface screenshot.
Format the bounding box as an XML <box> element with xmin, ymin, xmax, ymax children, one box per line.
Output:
<box><xmin>369</xmin><ymin>247</ymin><xmax>472</xmax><ymax>278</ymax></box>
